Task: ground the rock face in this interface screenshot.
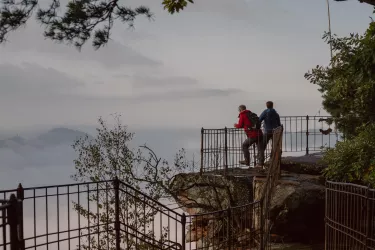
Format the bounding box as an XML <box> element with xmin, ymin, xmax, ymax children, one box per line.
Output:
<box><xmin>170</xmin><ymin>154</ymin><xmax>327</xmax><ymax>247</ymax></box>
<box><xmin>169</xmin><ymin>173</ymin><xmax>256</xmax><ymax>249</ymax></box>
<box><xmin>170</xmin><ymin>173</ymin><xmax>253</xmax><ymax>214</ymax></box>
<box><xmin>253</xmin><ymin>174</ymin><xmax>325</xmax><ymax>243</ymax></box>
<box><xmin>280</xmin><ymin>153</ymin><xmax>326</xmax><ymax>176</ymax></box>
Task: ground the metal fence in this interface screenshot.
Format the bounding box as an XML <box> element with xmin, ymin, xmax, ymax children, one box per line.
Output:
<box><xmin>0</xmin><ymin>179</ymin><xmax>264</xmax><ymax>250</ymax></box>
<box><xmin>0</xmin><ymin>194</ymin><xmax>23</xmax><ymax>250</ymax></box>
<box><xmin>200</xmin><ymin>115</ymin><xmax>342</xmax><ymax>173</ymax></box>
<box><xmin>325</xmin><ymin>181</ymin><xmax>375</xmax><ymax>250</ymax></box>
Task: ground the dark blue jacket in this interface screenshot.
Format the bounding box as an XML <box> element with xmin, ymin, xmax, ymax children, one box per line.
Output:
<box><xmin>259</xmin><ymin>108</ymin><xmax>281</xmax><ymax>134</ymax></box>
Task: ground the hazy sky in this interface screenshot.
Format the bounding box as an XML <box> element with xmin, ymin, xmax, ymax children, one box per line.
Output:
<box><xmin>0</xmin><ymin>0</ymin><xmax>373</xmax><ymax>131</ymax></box>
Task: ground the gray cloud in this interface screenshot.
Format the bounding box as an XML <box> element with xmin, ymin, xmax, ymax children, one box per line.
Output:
<box><xmin>132</xmin><ymin>75</ymin><xmax>199</xmax><ymax>88</ymax></box>
<box><xmin>0</xmin><ymin>62</ymin><xmax>241</xmax><ymax>103</ymax></box>
<box><xmin>128</xmin><ymin>87</ymin><xmax>241</xmax><ymax>103</ymax></box>
<box><xmin>75</xmin><ymin>88</ymin><xmax>241</xmax><ymax>104</ymax></box>
<box><xmin>1</xmin><ymin>22</ymin><xmax>161</xmax><ymax>68</ymax></box>
<box><xmin>0</xmin><ymin>63</ymin><xmax>84</xmax><ymax>97</ymax></box>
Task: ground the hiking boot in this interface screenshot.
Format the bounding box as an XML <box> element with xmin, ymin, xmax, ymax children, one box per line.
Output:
<box><xmin>239</xmin><ymin>160</ymin><xmax>250</xmax><ymax>166</ymax></box>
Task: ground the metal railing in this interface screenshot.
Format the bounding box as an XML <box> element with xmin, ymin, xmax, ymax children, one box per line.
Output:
<box><xmin>0</xmin><ymin>179</ymin><xmax>264</xmax><ymax>250</ymax></box>
<box><xmin>200</xmin><ymin>115</ymin><xmax>342</xmax><ymax>174</ymax></box>
<box><xmin>325</xmin><ymin>181</ymin><xmax>375</xmax><ymax>249</ymax></box>
<box><xmin>0</xmin><ymin>193</ymin><xmax>23</xmax><ymax>250</ymax></box>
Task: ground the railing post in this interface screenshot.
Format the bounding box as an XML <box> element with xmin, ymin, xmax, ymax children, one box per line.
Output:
<box><xmin>8</xmin><ymin>194</ymin><xmax>19</xmax><ymax>250</ymax></box>
<box><xmin>365</xmin><ymin>187</ymin><xmax>371</xmax><ymax>248</ymax></box>
<box><xmin>16</xmin><ymin>184</ymin><xmax>24</xmax><ymax>250</ymax></box>
<box><xmin>113</xmin><ymin>178</ymin><xmax>121</xmax><ymax>250</ymax></box>
<box><xmin>224</xmin><ymin>127</ymin><xmax>228</xmax><ymax>176</ymax></box>
<box><xmin>305</xmin><ymin>115</ymin><xmax>309</xmax><ymax>155</ymax></box>
<box><xmin>227</xmin><ymin>208</ymin><xmax>231</xmax><ymax>250</ymax></box>
<box><xmin>253</xmin><ymin>144</ymin><xmax>257</xmax><ymax>167</ymax></box>
<box><xmin>324</xmin><ymin>182</ymin><xmax>328</xmax><ymax>250</ymax></box>
<box><xmin>181</xmin><ymin>213</ymin><xmax>186</xmax><ymax>250</ymax></box>
<box><xmin>259</xmin><ymin>199</ymin><xmax>264</xmax><ymax>250</ymax></box>
<box><xmin>200</xmin><ymin>127</ymin><xmax>204</xmax><ymax>176</ymax></box>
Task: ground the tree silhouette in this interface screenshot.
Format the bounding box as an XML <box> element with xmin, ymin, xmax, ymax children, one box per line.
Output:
<box><xmin>1</xmin><ymin>0</ymin><xmax>370</xmax><ymax>50</ymax></box>
<box><xmin>0</xmin><ymin>0</ymin><xmax>194</xmax><ymax>50</ymax></box>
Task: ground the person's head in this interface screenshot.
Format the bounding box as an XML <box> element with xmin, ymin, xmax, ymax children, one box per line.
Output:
<box><xmin>238</xmin><ymin>105</ymin><xmax>246</xmax><ymax>112</ymax></box>
<box><xmin>266</xmin><ymin>101</ymin><xmax>274</xmax><ymax>109</ymax></box>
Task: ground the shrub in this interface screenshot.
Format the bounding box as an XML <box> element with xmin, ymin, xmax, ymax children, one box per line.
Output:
<box><xmin>322</xmin><ymin>124</ymin><xmax>375</xmax><ymax>187</ymax></box>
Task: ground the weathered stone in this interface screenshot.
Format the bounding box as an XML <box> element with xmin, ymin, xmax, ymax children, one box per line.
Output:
<box><xmin>253</xmin><ymin>174</ymin><xmax>325</xmax><ymax>243</ymax></box>
<box><xmin>279</xmin><ymin>153</ymin><xmax>327</xmax><ymax>176</ymax></box>
<box><xmin>169</xmin><ymin>173</ymin><xmax>253</xmax><ymax>214</ymax></box>
<box><xmin>171</xmin><ymin>154</ymin><xmax>327</xmax><ymax>246</ymax></box>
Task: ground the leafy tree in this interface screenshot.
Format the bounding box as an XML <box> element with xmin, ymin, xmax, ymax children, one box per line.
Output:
<box><xmin>0</xmin><ymin>0</ymin><xmax>193</xmax><ymax>49</ymax></box>
<box><xmin>322</xmin><ymin>124</ymin><xmax>375</xmax><ymax>187</ymax></box>
<box><xmin>305</xmin><ymin>15</ymin><xmax>375</xmax><ymax>185</ymax></box>
<box><xmin>305</xmin><ymin>19</ymin><xmax>375</xmax><ymax>139</ymax></box>
<box><xmin>71</xmin><ymin>115</ymin><xmax>197</xmax><ymax>249</ymax></box>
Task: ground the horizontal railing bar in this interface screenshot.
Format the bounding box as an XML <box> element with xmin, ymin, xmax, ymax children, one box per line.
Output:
<box><xmin>118</xmin><ymin>187</ymin><xmax>182</xmax><ymax>218</ymax></box>
<box><xmin>0</xmin><ymin>180</ymin><xmax>111</xmax><ymax>193</ymax></box>
<box><xmin>23</xmin><ymin>222</ymin><xmax>114</xmax><ymax>241</ymax></box>
<box><xmin>23</xmin><ymin>188</ymin><xmax>113</xmax><ymax>200</ymax></box>
<box><xmin>326</xmin><ymin>222</ymin><xmax>368</xmax><ymax>245</ymax></box>
<box><xmin>325</xmin><ymin>217</ymin><xmax>368</xmax><ymax>238</ymax></box>
<box><xmin>119</xmin><ymin>227</ymin><xmax>180</xmax><ymax>250</ymax></box>
<box><xmin>0</xmin><ymin>203</ymin><xmax>10</xmax><ymax>210</ymax></box>
<box><xmin>24</xmin><ymin>228</ymin><xmax>114</xmax><ymax>249</ymax></box>
<box><xmin>326</xmin><ymin>180</ymin><xmax>373</xmax><ymax>189</ymax></box>
<box><xmin>325</xmin><ymin>188</ymin><xmax>368</xmax><ymax>198</ymax></box>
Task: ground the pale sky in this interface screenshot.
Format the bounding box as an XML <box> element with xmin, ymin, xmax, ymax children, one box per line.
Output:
<box><xmin>0</xmin><ymin>0</ymin><xmax>373</xmax><ymax>130</ymax></box>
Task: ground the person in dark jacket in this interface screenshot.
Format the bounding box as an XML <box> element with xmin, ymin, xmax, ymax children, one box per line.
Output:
<box><xmin>259</xmin><ymin>101</ymin><xmax>281</xmax><ymax>149</ymax></box>
<box><xmin>234</xmin><ymin>105</ymin><xmax>264</xmax><ymax>167</ymax></box>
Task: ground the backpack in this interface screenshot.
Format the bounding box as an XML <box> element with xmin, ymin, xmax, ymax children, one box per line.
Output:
<box><xmin>246</xmin><ymin>111</ymin><xmax>261</xmax><ymax>130</ymax></box>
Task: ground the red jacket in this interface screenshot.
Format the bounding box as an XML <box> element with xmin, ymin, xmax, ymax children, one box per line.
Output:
<box><xmin>235</xmin><ymin>110</ymin><xmax>262</xmax><ymax>138</ymax></box>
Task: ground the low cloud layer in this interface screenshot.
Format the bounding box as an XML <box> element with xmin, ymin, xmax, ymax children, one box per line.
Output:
<box><xmin>0</xmin><ymin>126</ymin><xmax>200</xmax><ymax>189</ymax></box>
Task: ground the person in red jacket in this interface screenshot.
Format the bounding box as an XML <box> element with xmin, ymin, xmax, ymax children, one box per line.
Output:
<box><xmin>234</xmin><ymin>105</ymin><xmax>264</xmax><ymax>167</ymax></box>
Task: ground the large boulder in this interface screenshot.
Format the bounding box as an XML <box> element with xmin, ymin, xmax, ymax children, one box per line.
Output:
<box><xmin>169</xmin><ymin>173</ymin><xmax>256</xmax><ymax>249</ymax></box>
<box><xmin>279</xmin><ymin>152</ymin><xmax>326</xmax><ymax>176</ymax></box>
<box><xmin>170</xmin><ymin>154</ymin><xmax>327</xmax><ymax>247</ymax></box>
<box><xmin>169</xmin><ymin>173</ymin><xmax>253</xmax><ymax>214</ymax></box>
<box><xmin>253</xmin><ymin>174</ymin><xmax>325</xmax><ymax>244</ymax></box>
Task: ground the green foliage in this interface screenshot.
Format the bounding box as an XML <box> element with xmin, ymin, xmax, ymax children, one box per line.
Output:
<box><xmin>162</xmin><ymin>0</ymin><xmax>194</xmax><ymax>14</ymax></box>
<box><xmin>305</xmin><ymin>18</ymin><xmax>375</xmax><ymax>139</ymax></box>
<box><xmin>71</xmin><ymin>115</ymin><xmax>196</xmax><ymax>249</ymax></box>
<box><xmin>322</xmin><ymin>124</ymin><xmax>375</xmax><ymax>187</ymax></box>
<box><xmin>305</xmin><ymin>12</ymin><xmax>375</xmax><ymax>186</ymax></box>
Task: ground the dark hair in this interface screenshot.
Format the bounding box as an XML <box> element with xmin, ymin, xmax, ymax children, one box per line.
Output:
<box><xmin>266</xmin><ymin>101</ymin><xmax>274</xmax><ymax>109</ymax></box>
<box><xmin>238</xmin><ymin>105</ymin><xmax>246</xmax><ymax>111</ymax></box>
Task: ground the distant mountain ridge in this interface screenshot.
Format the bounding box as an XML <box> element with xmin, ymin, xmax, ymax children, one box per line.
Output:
<box><xmin>0</xmin><ymin>128</ymin><xmax>93</xmax><ymax>150</ymax></box>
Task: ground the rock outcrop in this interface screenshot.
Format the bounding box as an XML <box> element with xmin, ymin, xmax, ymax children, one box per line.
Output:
<box><xmin>169</xmin><ymin>154</ymin><xmax>327</xmax><ymax>247</ymax></box>
<box><xmin>253</xmin><ymin>174</ymin><xmax>325</xmax><ymax>243</ymax></box>
<box><xmin>170</xmin><ymin>173</ymin><xmax>253</xmax><ymax>214</ymax></box>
